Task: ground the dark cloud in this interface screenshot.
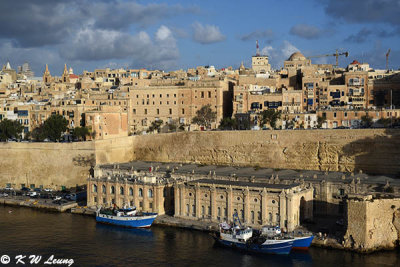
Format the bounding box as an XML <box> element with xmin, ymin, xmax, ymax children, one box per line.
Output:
<box><xmin>344</xmin><ymin>28</ymin><xmax>372</xmax><ymax>43</ymax></box>
<box><xmin>0</xmin><ymin>0</ymin><xmax>196</xmax><ymax>73</ymax></box>
<box><xmin>60</xmin><ymin>25</ymin><xmax>179</xmax><ymax>68</ymax></box>
<box><xmin>240</xmin><ymin>29</ymin><xmax>274</xmax><ymax>41</ymax></box>
<box><xmin>317</xmin><ymin>0</ymin><xmax>400</xmax><ymax>26</ymax></box>
<box><xmin>290</xmin><ymin>24</ymin><xmax>322</xmax><ymax>39</ymax></box>
<box><xmin>0</xmin><ymin>0</ymin><xmax>198</xmax><ymax>48</ymax></box>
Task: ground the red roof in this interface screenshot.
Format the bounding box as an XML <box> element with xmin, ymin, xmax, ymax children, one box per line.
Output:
<box><xmin>69</xmin><ymin>74</ymin><xmax>79</xmax><ymax>79</ymax></box>
<box><xmin>350</xmin><ymin>60</ymin><xmax>360</xmax><ymax>65</ymax></box>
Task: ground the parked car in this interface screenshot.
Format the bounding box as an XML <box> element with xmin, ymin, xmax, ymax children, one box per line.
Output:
<box><xmin>65</xmin><ymin>193</ymin><xmax>76</xmax><ymax>201</ymax></box>
<box><xmin>53</xmin><ymin>196</ymin><xmax>62</xmax><ymax>201</ymax></box>
<box><xmin>21</xmin><ymin>187</ymin><xmax>30</xmax><ymax>192</ymax></box>
<box><xmin>34</xmin><ymin>188</ymin><xmax>42</xmax><ymax>192</ymax></box>
<box><xmin>4</xmin><ymin>187</ymin><xmax>14</xmax><ymax>191</ymax></box>
<box><xmin>28</xmin><ymin>191</ymin><xmax>39</xmax><ymax>198</ymax></box>
<box><xmin>0</xmin><ymin>193</ymin><xmax>8</xmax><ymax>197</ymax></box>
<box><xmin>44</xmin><ymin>188</ymin><xmax>53</xmax><ymax>192</ymax></box>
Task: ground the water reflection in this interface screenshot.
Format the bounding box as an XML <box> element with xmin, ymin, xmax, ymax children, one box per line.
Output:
<box><xmin>0</xmin><ymin>206</ymin><xmax>399</xmax><ymax>267</ymax></box>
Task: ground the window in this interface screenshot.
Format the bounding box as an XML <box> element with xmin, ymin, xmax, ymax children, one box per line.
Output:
<box><xmin>93</xmin><ymin>184</ymin><xmax>97</xmax><ymax>193</ymax></box>
<box><xmin>182</xmin><ymin>108</ymin><xmax>185</xmax><ymax>115</ymax></box>
<box><xmin>148</xmin><ymin>189</ymin><xmax>153</xmax><ymax>198</ymax></box>
<box><xmin>129</xmin><ymin>187</ymin><xmax>133</xmax><ymax>196</ymax></box>
<box><xmin>111</xmin><ymin>186</ymin><xmax>115</xmax><ymax>194</ymax></box>
<box><xmin>186</xmin><ymin>204</ymin><xmax>190</xmax><ymax>215</ymax></box>
<box><xmin>169</xmin><ymin>108</ymin><xmax>172</xmax><ymax>115</ymax></box>
<box><xmin>269</xmin><ymin>212</ymin><xmax>272</xmax><ymax>222</ymax></box>
<box><xmin>103</xmin><ymin>198</ymin><xmax>106</xmax><ymax>204</ymax></box>
<box><xmin>133</xmin><ymin>109</ymin><xmax>136</xmax><ymax>114</ymax></box>
<box><xmin>201</xmin><ymin>91</ymin><xmax>204</xmax><ymax>98</ymax></box>
<box><xmin>139</xmin><ymin>188</ymin><xmax>143</xmax><ymax>197</ymax></box>
<box><xmin>120</xmin><ymin>186</ymin><xmax>124</xmax><ymax>195</ymax></box>
<box><xmin>102</xmin><ymin>185</ymin><xmax>106</xmax><ymax>193</ymax></box>
<box><xmin>149</xmin><ymin>202</ymin><xmax>153</xmax><ymax>209</ymax></box>
<box><xmin>157</xmin><ymin>109</ymin><xmax>159</xmax><ymax>115</ymax></box>
<box><xmin>208</xmin><ymin>91</ymin><xmax>211</xmax><ymax>98</ymax></box>
<box><xmin>144</xmin><ymin>109</ymin><xmax>147</xmax><ymax>115</ymax></box>
<box><xmin>192</xmin><ymin>205</ymin><xmax>196</xmax><ymax>216</ymax></box>
<box><xmin>94</xmin><ymin>197</ymin><xmax>97</xmax><ymax>203</ymax></box>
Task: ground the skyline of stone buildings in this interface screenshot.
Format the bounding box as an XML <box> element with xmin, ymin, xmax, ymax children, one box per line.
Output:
<box><xmin>1</xmin><ymin>49</ymin><xmax>400</xmax><ymax>139</ymax></box>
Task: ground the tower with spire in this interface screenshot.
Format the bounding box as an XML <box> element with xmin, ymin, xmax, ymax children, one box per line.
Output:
<box><xmin>62</xmin><ymin>64</ymin><xmax>70</xmax><ymax>83</ymax></box>
<box><xmin>43</xmin><ymin>64</ymin><xmax>52</xmax><ymax>84</ymax></box>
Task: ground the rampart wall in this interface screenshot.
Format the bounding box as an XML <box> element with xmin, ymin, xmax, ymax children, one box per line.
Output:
<box><xmin>0</xmin><ymin>129</ymin><xmax>399</xmax><ymax>188</ymax></box>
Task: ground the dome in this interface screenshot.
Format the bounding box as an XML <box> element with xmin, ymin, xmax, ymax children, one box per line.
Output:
<box><xmin>288</xmin><ymin>52</ymin><xmax>306</xmax><ymax>61</ymax></box>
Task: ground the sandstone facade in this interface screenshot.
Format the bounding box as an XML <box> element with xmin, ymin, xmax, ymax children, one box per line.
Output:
<box><xmin>1</xmin><ymin>129</ymin><xmax>399</xmax><ymax>189</ymax></box>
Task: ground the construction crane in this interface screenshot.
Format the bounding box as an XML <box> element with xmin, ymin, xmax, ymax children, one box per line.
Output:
<box><xmin>386</xmin><ymin>48</ymin><xmax>391</xmax><ymax>71</ymax></box>
<box><xmin>307</xmin><ymin>49</ymin><xmax>349</xmax><ymax>68</ymax></box>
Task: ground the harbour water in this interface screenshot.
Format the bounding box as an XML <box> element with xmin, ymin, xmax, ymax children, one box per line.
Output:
<box><xmin>0</xmin><ymin>206</ymin><xmax>399</xmax><ymax>267</ymax></box>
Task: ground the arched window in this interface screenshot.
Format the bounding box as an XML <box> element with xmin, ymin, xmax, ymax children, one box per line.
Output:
<box><xmin>269</xmin><ymin>212</ymin><xmax>272</xmax><ymax>222</ymax></box>
<box><xmin>93</xmin><ymin>184</ymin><xmax>97</xmax><ymax>193</ymax></box>
<box><xmin>129</xmin><ymin>187</ymin><xmax>133</xmax><ymax>196</ymax></box>
<box><xmin>111</xmin><ymin>186</ymin><xmax>115</xmax><ymax>194</ymax></box>
<box><xmin>102</xmin><ymin>185</ymin><xmax>106</xmax><ymax>194</ymax></box>
<box><xmin>120</xmin><ymin>186</ymin><xmax>124</xmax><ymax>195</ymax></box>
<box><xmin>139</xmin><ymin>188</ymin><xmax>143</xmax><ymax>197</ymax></box>
<box><xmin>148</xmin><ymin>189</ymin><xmax>153</xmax><ymax>198</ymax></box>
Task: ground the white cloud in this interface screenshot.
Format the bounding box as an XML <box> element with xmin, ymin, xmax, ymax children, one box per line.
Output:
<box><xmin>261</xmin><ymin>41</ymin><xmax>300</xmax><ymax>69</ymax></box>
<box><xmin>192</xmin><ymin>22</ymin><xmax>226</xmax><ymax>44</ymax></box>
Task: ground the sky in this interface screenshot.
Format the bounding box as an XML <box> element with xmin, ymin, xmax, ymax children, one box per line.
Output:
<box><xmin>0</xmin><ymin>0</ymin><xmax>399</xmax><ymax>76</ymax></box>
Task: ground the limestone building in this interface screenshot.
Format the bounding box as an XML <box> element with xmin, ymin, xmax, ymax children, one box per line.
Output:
<box><xmin>174</xmin><ymin>179</ymin><xmax>313</xmax><ymax>231</ymax></box>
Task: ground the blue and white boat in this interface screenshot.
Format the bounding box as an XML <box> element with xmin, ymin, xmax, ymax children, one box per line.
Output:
<box><xmin>214</xmin><ymin>214</ymin><xmax>294</xmax><ymax>255</ymax></box>
<box><xmin>261</xmin><ymin>226</ymin><xmax>314</xmax><ymax>250</ymax></box>
<box><xmin>96</xmin><ymin>206</ymin><xmax>157</xmax><ymax>228</ymax></box>
<box><xmin>291</xmin><ymin>234</ymin><xmax>314</xmax><ymax>250</ymax></box>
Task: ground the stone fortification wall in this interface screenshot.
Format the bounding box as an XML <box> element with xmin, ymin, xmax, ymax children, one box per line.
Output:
<box><xmin>344</xmin><ymin>196</ymin><xmax>400</xmax><ymax>252</ymax></box>
<box><xmin>131</xmin><ymin>129</ymin><xmax>400</xmax><ymax>175</ymax></box>
<box><xmin>0</xmin><ymin>129</ymin><xmax>399</xmax><ymax>189</ymax></box>
<box><xmin>0</xmin><ymin>141</ymin><xmax>95</xmax><ymax>189</ymax></box>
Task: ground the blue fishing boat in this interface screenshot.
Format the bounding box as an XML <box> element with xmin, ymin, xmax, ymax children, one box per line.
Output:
<box><xmin>214</xmin><ymin>213</ymin><xmax>294</xmax><ymax>255</ymax></box>
<box><xmin>291</xmin><ymin>235</ymin><xmax>314</xmax><ymax>250</ymax></box>
<box><xmin>261</xmin><ymin>226</ymin><xmax>314</xmax><ymax>250</ymax></box>
<box><xmin>96</xmin><ymin>206</ymin><xmax>157</xmax><ymax>228</ymax></box>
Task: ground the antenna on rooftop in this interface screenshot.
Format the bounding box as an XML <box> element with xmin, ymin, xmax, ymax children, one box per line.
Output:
<box><xmin>256</xmin><ymin>40</ymin><xmax>260</xmax><ymax>56</ymax></box>
<box><xmin>386</xmin><ymin>48</ymin><xmax>391</xmax><ymax>71</ymax></box>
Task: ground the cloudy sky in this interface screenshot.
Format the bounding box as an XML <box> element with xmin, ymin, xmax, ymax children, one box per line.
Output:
<box><xmin>0</xmin><ymin>0</ymin><xmax>399</xmax><ymax>76</ymax></box>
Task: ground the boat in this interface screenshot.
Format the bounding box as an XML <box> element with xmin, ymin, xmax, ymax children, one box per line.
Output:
<box><xmin>289</xmin><ymin>232</ymin><xmax>314</xmax><ymax>250</ymax></box>
<box><xmin>261</xmin><ymin>226</ymin><xmax>314</xmax><ymax>250</ymax></box>
<box><xmin>213</xmin><ymin>213</ymin><xmax>294</xmax><ymax>255</ymax></box>
<box><xmin>96</xmin><ymin>205</ymin><xmax>157</xmax><ymax>228</ymax></box>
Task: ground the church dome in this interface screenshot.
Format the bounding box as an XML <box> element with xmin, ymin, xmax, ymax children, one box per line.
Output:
<box><xmin>288</xmin><ymin>52</ymin><xmax>306</xmax><ymax>61</ymax></box>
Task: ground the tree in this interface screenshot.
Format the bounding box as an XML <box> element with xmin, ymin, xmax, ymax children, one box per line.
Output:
<box><xmin>72</xmin><ymin>126</ymin><xmax>90</xmax><ymax>141</ymax></box>
<box><xmin>0</xmin><ymin>119</ymin><xmax>23</xmax><ymax>141</ymax></box>
<box><xmin>42</xmin><ymin>114</ymin><xmax>68</xmax><ymax>141</ymax></box>
<box><xmin>361</xmin><ymin>114</ymin><xmax>373</xmax><ymax>128</ymax></box>
<box><xmin>148</xmin><ymin>120</ymin><xmax>163</xmax><ymax>133</ymax></box>
<box><xmin>317</xmin><ymin>115</ymin><xmax>327</xmax><ymax>129</ymax></box>
<box><xmin>166</xmin><ymin>119</ymin><xmax>178</xmax><ymax>132</ymax></box>
<box><xmin>31</xmin><ymin>126</ymin><xmax>46</xmax><ymax>141</ymax></box>
<box><xmin>219</xmin><ymin>117</ymin><xmax>237</xmax><ymax>130</ymax></box>
<box><xmin>260</xmin><ymin>109</ymin><xmax>281</xmax><ymax>129</ymax></box>
<box><xmin>192</xmin><ymin>104</ymin><xmax>217</xmax><ymax>129</ymax></box>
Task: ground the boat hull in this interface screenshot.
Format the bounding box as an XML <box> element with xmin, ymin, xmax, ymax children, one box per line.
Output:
<box><xmin>292</xmin><ymin>236</ymin><xmax>314</xmax><ymax>250</ymax></box>
<box><xmin>96</xmin><ymin>213</ymin><xmax>157</xmax><ymax>228</ymax></box>
<box><xmin>216</xmin><ymin>238</ymin><xmax>293</xmax><ymax>255</ymax></box>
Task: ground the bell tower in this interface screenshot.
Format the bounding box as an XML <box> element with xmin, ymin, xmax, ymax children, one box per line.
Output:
<box><xmin>62</xmin><ymin>64</ymin><xmax>70</xmax><ymax>83</ymax></box>
<box><xmin>43</xmin><ymin>64</ymin><xmax>52</xmax><ymax>84</ymax></box>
